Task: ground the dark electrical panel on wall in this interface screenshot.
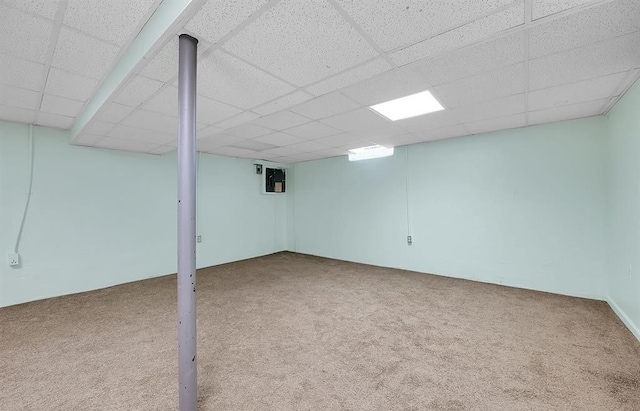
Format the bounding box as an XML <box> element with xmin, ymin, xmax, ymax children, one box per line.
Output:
<box><xmin>265</xmin><ymin>168</ymin><xmax>285</xmax><ymax>193</ymax></box>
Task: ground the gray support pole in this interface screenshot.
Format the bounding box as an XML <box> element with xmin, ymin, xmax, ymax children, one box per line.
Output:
<box><xmin>177</xmin><ymin>33</ymin><xmax>198</xmax><ymax>411</ymax></box>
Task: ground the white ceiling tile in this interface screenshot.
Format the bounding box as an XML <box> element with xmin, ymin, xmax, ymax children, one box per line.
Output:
<box><xmin>336</xmin><ymin>139</ymin><xmax>377</xmax><ymax>151</ymax></box>
<box><xmin>198</xmin><ymin>95</ymin><xmax>243</xmax><ymax>125</ymax></box>
<box><xmin>35</xmin><ymin>112</ymin><xmax>75</xmax><ymax>130</ymax></box>
<box><xmin>224</xmin><ymin>0</ymin><xmax>378</xmax><ymax>86</ymax></box>
<box><xmin>97</xmin><ymin>102</ymin><xmax>134</xmax><ymax>124</ymax></box>
<box><xmin>336</xmin><ymin>0</ymin><xmax>515</xmax><ymax>51</ymax></box>
<box><xmin>2</xmin><ymin>0</ymin><xmax>60</xmax><ymax>19</ymax></box>
<box><xmin>95</xmin><ymin>136</ymin><xmax>160</xmax><ymax>153</ymax></box>
<box><xmin>369</xmin><ymin>133</ymin><xmax>422</xmax><ymax>147</ymax></box>
<box><xmin>269</xmin><ymin>156</ymin><xmax>295</xmax><ymax>164</ymax></box>
<box><xmin>141</xmin><ymin>86</ymin><xmax>177</xmax><ymax>117</ymax></box>
<box><xmin>39</xmin><ymin>94</ymin><xmax>84</xmax><ymax>117</ymax></box>
<box><xmin>0</xmin><ymin>4</ymin><xmax>52</xmax><ymax>63</ymax></box>
<box><xmin>51</xmin><ymin>27</ymin><xmax>120</xmax><ymax>80</ymax></box>
<box><xmin>278</xmin><ymin>152</ymin><xmax>324</xmax><ymax>163</ymax></box>
<box><xmin>290</xmin><ymin>92</ymin><xmax>361</xmax><ymax>120</ymax></box>
<box><xmin>529</xmin><ymin>31</ymin><xmax>640</xmax><ymax>90</ymax></box>
<box><xmin>453</xmin><ymin>93</ymin><xmax>525</xmax><ymax>124</ymax></box>
<box><xmin>320</xmin><ymin>107</ymin><xmax>394</xmax><ymax>132</ymax></box>
<box><xmin>197</xmin><ymin>134</ymin><xmax>247</xmax><ymax>151</ymax></box>
<box><xmin>352</xmin><ymin>117</ymin><xmax>410</xmax><ymax>137</ymax></box>
<box><xmin>197</xmin><ymin>125</ymin><xmax>224</xmax><ymax>138</ymax></box>
<box><xmin>302</xmin><ymin>152</ymin><xmax>335</xmax><ymax>162</ymax></box>
<box><xmin>121</xmin><ymin>109</ymin><xmax>178</xmax><ymax>135</ymax></box>
<box><xmin>198</xmin><ymin>50</ymin><xmax>294</xmax><ymax>109</ymax></box>
<box><xmin>532</xmin><ymin>0</ymin><xmax>593</xmax><ymax>20</ymax></box>
<box><xmin>225</xmin><ymin>123</ymin><xmax>272</xmax><ymax>139</ymax></box>
<box><xmin>148</xmin><ymin>145</ymin><xmax>175</xmax><ymax>155</ymax></box>
<box><xmin>215</xmin><ymin>111</ymin><xmax>260</xmax><ymax>129</ymax></box>
<box><xmin>258</xmin><ymin>146</ymin><xmax>302</xmax><ymax>157</ymax></box>
<box><xmin>185</xmin><ymin>0</ymin><xmax>269</xmax><ymax>44</ymax></box>
<box><xmin>395</xmin><ymin>109</ymin><xmax>461</xmax><ymax>133</ymax></box>
<box><xmin>529</xmin><ymin>0</ymin><xmax>640</xmax><ymax>59</ymax></box>
<box><xmin>255</xmin><ymin>153</ymin><xmax>285</xmax><ymax>162</ymax></box>
<box><xmin>528</xmin><ymin>72</ymin><xmax>627</xmax><ymax>111</ymax></box>
<box><xmin>44</xmin><ymin>68</ymin><xmax>99</xmax><ymax>101</ymax></box>
<box><xmin>196</xmin><ymin>134</ymin><xmax>244</xmax><ymax>151</ymax></box>
<box><xmin>305</xmin><ymin>58</ymin><xmax>393</xmax><ymax>96</ymax></box>
<box><xmin>229</xmin><ymin>139</ymin><xmax>277</xmax><ymax>151</ymax></box>
<box><xmin>64</xmin><ymin>0</ymin><xmax>157</xmax><ymax>46</ymax></box>
<box><xmin>314</xmin><ymin>133</ymin><xmax>371</xmax><ymax>148</ymax></box>
<box><xmin>288</xmin><ymin>140</ymin><xmax>330</xmax><ymax>153</ymax></box>
<box><xmin>417</xmin><ymin>124</ymin><xmax>469</xmax><ymax>142</ymax></box>
<box><xmin>0</xmin><ymin>84</ymin><xmax>40</xmax><ymax>109</ymax></box>
<box><xmin>285</xmin><ymin>121</ymin><xmax>342</xmax><ymax>140</ymax></box>
<box><xmin>414</xmin><ymin>32</ymin><xmax>525</xmax><ymax>87</ymax></box>
<box><xmin>341</xmin><ymin>65</ymin><xmax>430</xmax><ymax>106</ymax></box>
<box><xmin>114</xmin><ymin>75</ymin><xmax>164</xmax><ymax>107</ymax></box>
<box><xmin>83</xmin><ymin>120</ymin><xmax>114</xmax><ymax>136</ymax></box>
<box><xmin>252</xmin><ymin>91</ymin><xmax>314</xmax><ymax>116</ymax></box>
<box><xmin>311</xmin><ymin>147</ymin><xmax>348</xmax><ymax>158</ymax></box>
<box><xmin>0</xmin><ymin>104</ymin><xmax>35</xmax><ymax>124</ymax></box>
<box><xmin>391</xmin><ymin>4</ymin><xmax>524</xmax><ymax>66</ymax></box>
<box><xmin>0</xmin><ymin>53</ymin><xmax>44</xmax><ymax>91</ymax></box>
<box><xmin>207</xmin><ymin>146</ymin><xmax>257</xmax><ymax>158</ymax></box>
<box><xmin>254</xmin><ymin>132</ymin><xmax>306</xmax><ymax>147</ymax></box>
<box><xmin>108</xmin><ymin>124</ymin><xmax>174</xmax><ymax>145</ymax></box>
<box><xmin>253</xmin><ymin>110</ymin><xmax>310</xmax><ymax>131</ymax></box>
<box><xmin>139</xmin><ymin>37</ymin><xmax>179</xmax><ymax>83</ymax></box>
<box><xmin>434</xmin><ymin>63</ymin><xmax>525</xmax><ymax>108</ymax></box>
<box><xmin>528</xmin><ymin>99</ymin><xmax>608</xmax><ymax>125</ymax></box>
<box><xmin>464</xmin><ymin>113</ymin><xmax>526</xmax><ymax>135</ymax></box>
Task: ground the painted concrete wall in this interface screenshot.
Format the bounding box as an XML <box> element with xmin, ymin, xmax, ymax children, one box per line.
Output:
<box><xmin>292</xmin><ymin>117</ymin><xmax>608</xmax><ymax>299</ymax></box>
<box><xmin>606</xmin><ymin>79</ymin><xmax>640</xmax><ymax>340</ymax></box>
<box><xmin>0</xmin><ymin>122</ymin><xmax>288</xmax><ymax>307</ymax></box>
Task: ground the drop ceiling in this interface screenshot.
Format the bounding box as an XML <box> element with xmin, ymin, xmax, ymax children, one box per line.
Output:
<box><xmin>1</xmin><ymin>0</ymin><xmax>639</xmax><ymax>164</ymax></box>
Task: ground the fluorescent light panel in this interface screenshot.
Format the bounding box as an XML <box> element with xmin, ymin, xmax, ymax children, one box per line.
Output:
<box><xmin>369</xmin><ymin>90</ymin><xmax>444</xmax><ymax>121</ymax></box>
<box><xmin>348</xmin><ymin>145</ymin><xmax>394</xmax><ymax>161</ymax></box>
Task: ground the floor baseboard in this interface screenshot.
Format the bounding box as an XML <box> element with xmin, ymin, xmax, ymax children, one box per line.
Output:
<box><xmin>607</xmin><ymin>297</ymin><xmax>640</xmax><ymax>342</ymax></box>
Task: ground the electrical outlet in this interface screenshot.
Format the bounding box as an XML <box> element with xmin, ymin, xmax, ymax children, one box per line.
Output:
<box><xmin>407</xmin><ymin>236</ymin><xmax>412</xmax><ymax>246</ymax></box>
<box><xmin>197</xmin><ymin>235</ymin><xmax>202</xmax><ymax>243</ymax></box>
<box><xmin>8</xmin><ymin>253</ymin><xmax>20</xmax><ymax>267</ymax></box>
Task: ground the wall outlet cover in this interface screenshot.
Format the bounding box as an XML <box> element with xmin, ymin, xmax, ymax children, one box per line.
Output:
<box><xmin>8</xmin><ymin>253</ymin><xmax>20</xmax><ymax>267</ymax></box>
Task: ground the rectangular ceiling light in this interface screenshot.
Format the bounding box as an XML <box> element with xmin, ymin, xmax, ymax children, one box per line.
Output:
<box><xmin>348</xmin><ymin>145</ymin><xmax>394</xmax><ymax>161</ymax></box>
<box><xmin>369</xmin><ymin>90</ymin><xmax>444</xmax><ymax>121</ymax></box>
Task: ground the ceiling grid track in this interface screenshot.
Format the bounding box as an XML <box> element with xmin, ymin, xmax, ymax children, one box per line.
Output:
<box><xmin>325</xmin><ymin>0</ymin><xmax>397</xmax><ymax>69</ymax></box>
<box><xmin>3</xmin><ymin>0</ymin><xmax>638</xmax><ymax>161</ymax></box>
<box><xmin>396</xmin><ymin>0</ymin><xmax>614</xmax><ymax>77</ymax></box>
<box><xmin>89</xmin><ymin>0</ymin><xmax>284</xmax><ymax>135</ymax></box>
<box><xmin>523</xmin><ymin>0</ymin><xmax>533</xmax><ymax>126</ymax></box>
<box><xmin>33</xmin><ymin>0</ymin><xmax>68</xmax><ymax>124</ymax></box>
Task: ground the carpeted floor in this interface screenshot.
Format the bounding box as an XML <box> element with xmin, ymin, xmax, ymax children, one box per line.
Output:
<box><xmin>1</xmin><ymin>252</ymin><xmax>639</xmax><ymax>410</ymax></box>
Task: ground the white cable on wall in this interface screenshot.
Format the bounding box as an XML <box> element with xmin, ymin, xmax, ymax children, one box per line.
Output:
<box><xmin>405</xmin><ymin>145</ymin><xmax>412</xmax><ymax>239</ymax></box>
<box><xmin>14</xmin><ymin>124</ymin><xmax>35</xmax><ymax>254</ymax></box>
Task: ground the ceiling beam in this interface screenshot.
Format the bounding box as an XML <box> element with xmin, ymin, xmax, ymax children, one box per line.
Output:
<box><xmin>70</xmin><ymin>0</ymin><xmax>201</xmax><ymax>143</ymax></box>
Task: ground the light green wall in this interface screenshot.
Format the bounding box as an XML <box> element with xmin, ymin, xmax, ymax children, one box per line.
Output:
<box><xmin>0</xmin><ymin>122</ymin><xmax>288</xmax><ymax>307</ymax></box>
<box><xmin>292</xmin><ymin>117</ymin><xmax>608</xmax><ymax>299</ymax></box>
<box><xmin>606</xmin><ymin>79</ymin><xmax>640</xmax><ymax>340</ymax></box>
<box><xmin>2</xmin><ymin>82</ymin><xmax>639</xmax><ymax>342</ymax></box>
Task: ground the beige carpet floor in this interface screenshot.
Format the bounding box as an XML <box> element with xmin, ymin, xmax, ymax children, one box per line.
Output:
<box><xmin>1</xmin><ymin>252</ymin><xmax>639</xmax><ymax>410</ymax></box>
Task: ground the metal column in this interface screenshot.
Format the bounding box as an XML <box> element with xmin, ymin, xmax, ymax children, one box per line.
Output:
<box><xmin>177</xmin><ymin>33</ymin><xmax>198</xmax><ymax>411</ymax></box>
